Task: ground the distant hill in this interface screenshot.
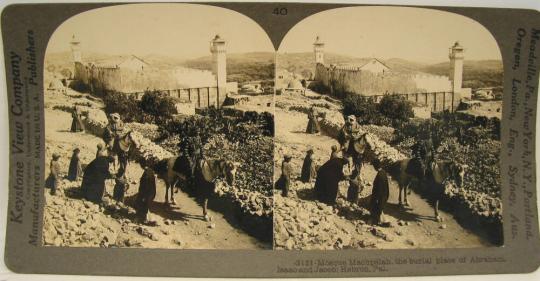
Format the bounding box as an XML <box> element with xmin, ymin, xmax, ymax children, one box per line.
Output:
<box><xmin>46</xmin><ymin>51</ymin><xmax>275</xmax><ymax>83</ymax></box>
<box><xmin>277</xmin><ymin>52</ymin><xmax>503</xmax><ymax>89</ymax></box>
<box><xmin>420</xmin><ymin>60</ymin><xmax>503</xmax><ymax>89</ymax></box>
<box><xmin>183</xmin><ymin>52</ymin><xmax>274</xmax><ymax>83</ymax></box>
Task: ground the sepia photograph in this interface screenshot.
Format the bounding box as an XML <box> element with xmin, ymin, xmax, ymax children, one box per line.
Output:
<box><xmin>42</xmin><ymin>3</ymin><xmax>274</xmax><ymax>249</ymax></box>
<box><xmin>273</xmin><ymin>6</ymin><xmax>503</xmax><ymax>250</ymax></box>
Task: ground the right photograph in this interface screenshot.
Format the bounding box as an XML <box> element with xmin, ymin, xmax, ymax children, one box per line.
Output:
<box><xmin>273</xmin><ymin>6</ymin><xmax>503</xmax><ymax>250</ymax></box>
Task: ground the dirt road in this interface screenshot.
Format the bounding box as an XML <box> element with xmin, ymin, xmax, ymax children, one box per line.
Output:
<box><xmin>273</xmin><ymin>92</ymin><xmax>492</xmax><ymax>249</ymax></box>
<box><xmin>43</xmin><ymin>90</ymin><xmax>269</xmax><ymax>249</ymax></box>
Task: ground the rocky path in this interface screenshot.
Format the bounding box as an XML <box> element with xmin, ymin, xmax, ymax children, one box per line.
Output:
<box><xmin>273</xmin><ymin>94</ymin><xmax>492</xmax><ymax>250</ymax></box>
<box><xmin>43</xmin><ymin>90</ymin><xmax>269</xmax><ymax>249</ymax></box>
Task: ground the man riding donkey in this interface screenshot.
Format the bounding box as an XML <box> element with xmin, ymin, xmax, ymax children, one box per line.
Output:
<box><xmin>407</xmin><ymin>123</ymin><xmax>436</xmax><ymax>193</ymax></box>
<box><xmin>102</xmin><ymin>113</ymin><xmax>135</xmax><ymax>178</ymax></box>
<box><xmin>338</xmin><ymin>115</ymin><xmax>362</xmax><ymax>173</ymax></box>
<box><xmin>103</xmin><ymin>113</ymin><xmax>125</xmax><ymax>152</ymax></box>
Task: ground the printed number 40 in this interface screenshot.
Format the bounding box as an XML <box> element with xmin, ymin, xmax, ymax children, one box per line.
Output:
<box><xmin>273</xmin><ymin>7</ymin><xmax>288</xmax><ymax>16</ymax></box>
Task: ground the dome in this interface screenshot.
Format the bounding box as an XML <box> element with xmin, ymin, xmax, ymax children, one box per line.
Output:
<box><xmin>287</xmin><ymin>79</ymin><xmax>303</xmax><ymax>89</ymax></box>
<box><xmin>48</xmin><ymin>79</ymin><xmax>64</xmax><ymax>90</ymax></box>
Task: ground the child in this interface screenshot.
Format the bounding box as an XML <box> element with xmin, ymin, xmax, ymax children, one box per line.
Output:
<box><xmin>96</xmin><ymin>143</ymin><xmax>107</xmax><ymax>158</ymax></box>
<box><xmin>45</xmin><ymin>153</ymin><xmax>61</xmax><ymax>195</ymax></box>
<box><xmin>330</xmin><ymin>144</ymin><xmax>339</xmax><ymax>159</ymax></box>
<box><xmin>275</xmin><ymin>155</ymin><xmax>293</xmax><ymax>197</ymax></box>
<box><xmin>113</xmin><ymin>172</ymin><xmax>128</xmax><ymax>203</ymax></box>
<box><xmin>347</xmin><ymin>167</ymin><xmax>361</xmax><ymax>203</ymax></box>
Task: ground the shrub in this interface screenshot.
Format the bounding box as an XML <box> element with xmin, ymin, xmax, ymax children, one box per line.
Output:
<box><xmin>342</xmin><ymin>94</ymin><xmax>413</xmax><ymax>127</ymax></box>
<box><xmin>139</xmin><ymin>91</ymin><xmax>178</xmax><ymax>123</ymax></box>
<box><xmin>308</xmin><ymin>81</ymin><xmax>331</xmax><ymax>95</ymax></box>
<box><xmin>69</xmin><ymin>80</ymin><xmax>90</xmax><ymax>93</ymax></box>
<box><xmin>342</xmin><ymin>95</ymin><xmax>380</xmax><ymax>124</ymax></box>
<box><xmin>159</xmin><ymin>107</ymin><xmax>273</xmax><ymax>155</ymax></box>
<box><xmin>377</xmin><ymin>95</ymin><xmax>414</xmax><ymax>126</ymax></box>
<box><xmin>103</xmin><ymin>91</ymin><xmax>142</xmax><ymax>123</ymax></box>
<box><xmin>102</xmin><ymin>90</ymin><xmax>179</xmax><ymax>124</ymax></box>
<box><xmin>393</xmin><ymin>112</ymin><xmax>502</xmax><ymax>201</ymax></box>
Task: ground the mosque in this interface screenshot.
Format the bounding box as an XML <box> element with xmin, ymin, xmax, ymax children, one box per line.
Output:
<box><xmin>70</xmin><ymin>34</ymin><xmax>236</xmax><ymax>108</ymax></box>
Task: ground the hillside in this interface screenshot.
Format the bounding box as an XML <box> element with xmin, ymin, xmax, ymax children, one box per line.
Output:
<box><xmin>277</xmin><ymin>52</ymin><xmax>503</xmax><ymax>89</ymax></box>
<box><xmin>46</xmin><ymin>51</ymin><xmax>275</xmax><ymax>84</ymax></box>
<box><xmin>421</xmin><ymin>60</ymin><xmax>503</xmax><ymax>89</ymax></box>
<box><xmin>183</xmin><ymin>52</ymin><xmax>275</xmax><ymax>83</ymax></box>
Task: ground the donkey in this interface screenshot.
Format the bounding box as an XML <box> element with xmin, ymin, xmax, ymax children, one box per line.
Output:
<box><xmin>390</xmin><ymin>158</ymin><xmax>467</xmax><ymax>222</ymax></box>
<box><xmin>351</xmin><ymin>133</ymin><xmax>467</xmax><ymax>222</ymax></box>
<box><xmin>154</xmin><ymin>155</ymin><xmax>238</xmax><ymax>221</ymax></box>
<box><xmin>426</xmin><ymin>160</ymin><xmax>467</xmax><ymax>221</ymax></box>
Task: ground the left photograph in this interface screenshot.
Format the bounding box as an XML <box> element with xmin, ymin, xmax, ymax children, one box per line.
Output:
<box><xmin>43</xmin><ymin>3</ymin><xmax>275</xmax><ymax>249</ymax></box>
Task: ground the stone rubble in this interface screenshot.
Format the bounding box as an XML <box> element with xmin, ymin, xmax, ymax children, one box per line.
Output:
<box><xmin>273</xmin><ymin>194</ymin><xmax>386</xmax><ymax>250</ymax></box>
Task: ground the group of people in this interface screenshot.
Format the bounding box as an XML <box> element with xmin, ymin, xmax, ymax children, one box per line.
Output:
<box><xmin>276</xmin><ymin>113</ymin><xmax>392</xmax><ymax>225</ymax></box>
<box><xmin>45</xmin><ymin>112</ymin><xmax>158</xmax><ymax>222</ymax></box>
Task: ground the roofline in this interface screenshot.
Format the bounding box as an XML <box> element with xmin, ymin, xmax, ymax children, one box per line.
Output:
<box><xmin>358</xmin><ymin>58</ymin><xmax>390</xmax><ymax>70</ymax></box>
<box><xmin>128</xmin><ymin>54</ymin><xmax>150</xmax><ymax>66</ymax></box>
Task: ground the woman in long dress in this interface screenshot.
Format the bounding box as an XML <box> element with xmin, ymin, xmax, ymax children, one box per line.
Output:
<box><xmin>81</xmin><ymin>156</ymin><xmax>115</xmax><ymax>203</ymax></box>
<box><xmin>300</xmin><ymin>149</ymin><xmax>317</xmax><ymax>183</ymax></box>
<box><xmin>67</xmin><ymin>148</ymin><xmax>82</xmax><ymax>181</ymax></box>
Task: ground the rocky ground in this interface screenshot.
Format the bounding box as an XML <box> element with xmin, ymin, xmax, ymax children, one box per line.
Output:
<box><xmin>273</xmin><ymin>89</ymin><xmax>493</xmax><ymax>250</ymax></box>
<box><xmin>43</xmin><ymin>88</ymin><xmax>269</xmax><ymax>249</ymax></box>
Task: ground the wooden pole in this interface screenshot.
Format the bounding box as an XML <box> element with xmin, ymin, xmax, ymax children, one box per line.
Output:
<box><xmin>442</xmin><ymin>91</ymin><xmax>446</xmax><ymax>111</ymax></box>
<box><xmin>207</xmin><ymin>87</ymin><xmax>211</xmax><ymax>107</ymax></box>
<box><xmin>451</xmin><ymin>91</ymin><xmax>455</xmax><ymax>112</ymax></box>
<box><xmin>433</xmin><ymin>92</ymin><xmax>437</xmax><ymax>112</ymax></box>
<box><xmin>197</xmin><ymin>88</ymin><xmax>201</xmax><ymax>108</ymax></box>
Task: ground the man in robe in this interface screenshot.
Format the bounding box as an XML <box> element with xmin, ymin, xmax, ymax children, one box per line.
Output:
<box><xmin>103</xmin><ymin>113</ymin><xmax>125</xmax><ymax>151</ymax></box>
<box><xmin>370</xmin><ymin>161</ymin><xmax>389</xmax><ymax>225</ymax></box>
<box><xmin>135</xmin><ymin>165</ymin><xmax>157</xmax><ymax>222</ymax></box>
<box><xmin>338</xmin><ymin>115</ymin><xmax>360</xmax><ymax>155</ymax></box>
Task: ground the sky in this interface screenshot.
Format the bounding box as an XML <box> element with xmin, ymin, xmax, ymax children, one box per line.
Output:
<box><xmin>278</xmin><ymin>6</ymin><xmax>502</xmax><ymax>64</ymax></box>
<box><xmin>46</xmin><ymin>3</ymin><xmax>274</xmax><ymax>59</ymax></box>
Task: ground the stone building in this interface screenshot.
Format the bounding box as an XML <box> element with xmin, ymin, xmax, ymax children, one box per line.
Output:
<box><xmin>312</xmin><ymin>36</ymin><xmax>470</xmax><ymax>112</ymax></box>
<box><xmin>70</xmin><ymin>34</ymin><xmax>237</xmax><ymax>108</ymax></box>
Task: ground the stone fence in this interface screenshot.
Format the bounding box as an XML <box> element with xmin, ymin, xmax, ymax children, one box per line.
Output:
<box><xmin>81</xmin><ymin>108</ymin><xmax>272</xmax><ymax>242</ymax></box>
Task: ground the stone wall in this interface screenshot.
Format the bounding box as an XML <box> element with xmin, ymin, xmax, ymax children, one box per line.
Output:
<box><xmin>315</xmin><ymin>63</ymin><xmax>460</xmax><ymax>112</ymax></box>
<box><xmin>74</xmin><ymin>62</ymin><xmax>231</xmax><ymax>109</ymax></box>
<box><xmin>74</xmin><ymin>62</ymin><xmax>216</xmax><ymax>95</ymax></box>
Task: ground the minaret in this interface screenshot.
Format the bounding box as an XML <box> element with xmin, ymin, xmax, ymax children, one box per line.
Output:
<box><xmin>313</xmin><ymin>36</ymin><xmax>325</xmax><ymax>65</ymax></box>
<box><xmin>70</xmin><ymin>35</ymin><xmax>82</xmax><ymax>63</ymax></box>
<box><xmin>210</xmin><ymin>34</ymin><xmax>227</xmax><ymax>94</ymax></box>
<box><xmin>449</xmin><ymin>41</ymin><xmax>464</xmax><ymax>93</ymax></box>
